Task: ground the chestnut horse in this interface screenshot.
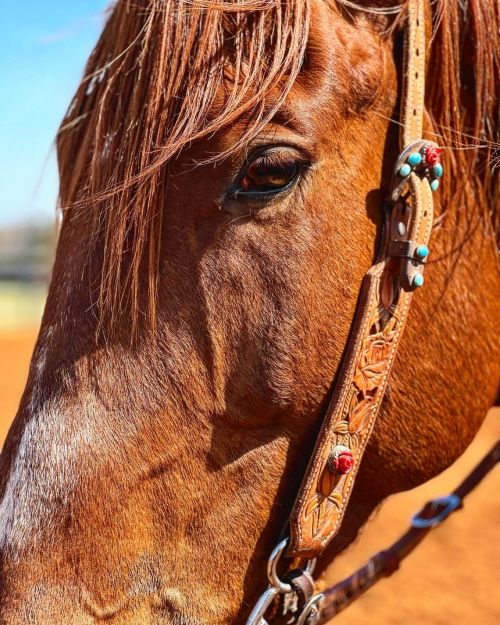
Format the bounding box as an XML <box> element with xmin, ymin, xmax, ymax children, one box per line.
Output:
<box><xmin>1</xmin><ymin>1</ymin><xmax>498</xmax><ymax>623</ymax></box>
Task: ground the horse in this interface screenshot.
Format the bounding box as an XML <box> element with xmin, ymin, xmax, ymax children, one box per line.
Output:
<box><xmin>0</xmin><ymin>0</ymin><xmax>498</xmax><ymax>623</ymax></box>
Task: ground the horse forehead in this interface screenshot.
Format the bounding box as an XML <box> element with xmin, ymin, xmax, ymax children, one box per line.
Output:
<box><xmin>210</xmin><ymin>19</ymin><xmax>351</xmax><ymax>143</ymax></box>
<box><xmin>214</xmin><ymin>73</ymin><xmax>341</xmax><ymax>156</ymax></box>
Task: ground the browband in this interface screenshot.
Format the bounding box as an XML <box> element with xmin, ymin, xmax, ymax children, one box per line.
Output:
<box><xmin>287</xmin><ymin>0</ymin><xmax>441</xmax><ymax>557</ymax></box>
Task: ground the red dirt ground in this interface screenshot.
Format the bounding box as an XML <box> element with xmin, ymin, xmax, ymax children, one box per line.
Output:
<box><xmin>1</xmin><ymin>328</ymin><xmax>498</xmax><ymax>624</ymax></box>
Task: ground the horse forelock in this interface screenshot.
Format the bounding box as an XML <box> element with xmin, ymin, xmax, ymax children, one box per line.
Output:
<box><xmin>56</xmin><ymin>0</ymin><xmax>310</xmax><ymax>333</ymax></box>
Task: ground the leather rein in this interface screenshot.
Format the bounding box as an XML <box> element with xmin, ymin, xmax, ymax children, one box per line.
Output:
<box><xmin>246</xmin><ymin>2</ymin><xmax>499</xmax><ymax>623</ymax></box>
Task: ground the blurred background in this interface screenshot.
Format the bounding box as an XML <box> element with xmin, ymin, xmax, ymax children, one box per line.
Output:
<box><xmin>0</xmin><ymin>0</ymin><xmax>107</xmax><ymax>439</ymax></box>
<box><xmin>0</xmin><ymin>2</ymin><xmax>498</xmax><ymax>624</ymax></box>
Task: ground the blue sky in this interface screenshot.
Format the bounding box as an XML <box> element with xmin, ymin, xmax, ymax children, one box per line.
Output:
<box><xmin>0</xmin><ymin>1</ymin><xmax>109</xmax><ymax>226</ymax></box>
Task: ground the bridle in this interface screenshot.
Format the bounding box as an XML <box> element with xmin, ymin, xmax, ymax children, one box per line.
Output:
<box><xmin>246</xmin><ymin>1</ymin><xmax>498</xmax><ymax>623</ymax></box>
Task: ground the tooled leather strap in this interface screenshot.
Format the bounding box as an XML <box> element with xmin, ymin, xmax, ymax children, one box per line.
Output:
<box><xmin>288</xmin><ymin>0</ymin><xmax>440</xmax><ymax>557</ymax></box>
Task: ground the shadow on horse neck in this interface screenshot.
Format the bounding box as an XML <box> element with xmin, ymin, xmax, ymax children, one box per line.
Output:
<box><xmin>0</xmin><ymin>1</ymin><xmax>498</xmax><ymax>623</ymax></box>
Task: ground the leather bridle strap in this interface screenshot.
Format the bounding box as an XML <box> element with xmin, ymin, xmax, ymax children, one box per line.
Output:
<box><xmin>287</xmin><ymin>0</ymin><xmax>439</xmax><ymax>558</ymax></box>
<box><xmin>246</xmin><ymin>2</ymin><xmax>445</xmax><ymax>623</ymax></box>
<box><xmin>316</xmin><ymin>441</ymin><xmax>500</xmax><ymax>624</ymax></box>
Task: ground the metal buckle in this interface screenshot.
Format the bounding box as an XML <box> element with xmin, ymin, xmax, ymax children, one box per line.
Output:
<box><xmin>411</xmin><ymin>494</ymin><xmax>462</xmax><ymax>529</ymax></box>
<box><xmin>389</xmin><ymin>139</ymin><xmax>440</xmax><ymax>203</ymax></box>
<box><xmin>246</xmin><ymin>539</ymin><xmax>318</xmax><ymax>625</ymax></box>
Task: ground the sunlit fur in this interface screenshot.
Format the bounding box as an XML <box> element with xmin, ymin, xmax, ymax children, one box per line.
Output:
<box><xmin>0</xmin><ymin>1</ymin><xmax>498</xmax><ymax>624</ymax></box>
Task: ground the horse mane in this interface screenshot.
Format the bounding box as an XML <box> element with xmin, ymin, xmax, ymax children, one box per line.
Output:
<box><xmin>56</xmin><ymin>0</ymin><xmax>498</xmax><ymax>331</ymax></box>
<box><xmin>424</xmin><ymin>0</ymin><xmax>499</xmax><ymax>243</ymax></box>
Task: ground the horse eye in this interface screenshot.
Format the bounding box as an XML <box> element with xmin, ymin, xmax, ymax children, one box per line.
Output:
<box><xmin>234</xmin><ymin>150</ymin><xmax>304</xmax><ymax>199</ymax></box>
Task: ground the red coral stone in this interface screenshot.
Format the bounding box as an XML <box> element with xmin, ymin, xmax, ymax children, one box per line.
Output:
<box><xmin>335</xmin><ymin>451</ymin><xmax>354</xmax><ymax>475</ymax></box>
<box><xmin>424</xmin><ymin>146</ymin><xmax>443</xmax><ymax>167</ymax></box>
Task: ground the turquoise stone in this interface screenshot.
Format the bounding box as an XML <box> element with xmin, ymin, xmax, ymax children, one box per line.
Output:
<box><xmin>412</xmin><ymin>273</ymin><xmax>424</xmax><ymax>288</ymax></box>
<box><xmin>399</xmin><ymin>163</ymin><xmax>411</xmax><ymax>177</ymax></box>
<box><xmin>408</xmin><ymin>152</ymin><xmax>422</xmax><ymax>166</ymax></box>
<box><xmin>416</xmin><ymin>244</ymin><xmax>429</xmax><ymax>259</ymax></box>
<box><xmin>433</xmin><ymin>163</ymin><xmax>443</xmax><ymax>177</ymax></box>
<box><xmin>430</xmin><ymin>179</ymin><xmax>440</xmax><ymax>192</ymax></box>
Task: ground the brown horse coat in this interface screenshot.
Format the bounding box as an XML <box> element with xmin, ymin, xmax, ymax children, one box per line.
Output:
<box><xmin>0</xmin><ymin>1</ymin><xmax>498</xmax><ymax>623</ymax></box>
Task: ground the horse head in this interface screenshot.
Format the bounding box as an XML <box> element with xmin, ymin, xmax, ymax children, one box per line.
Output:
<box><xmin>0</xmin><ymin>1</ymin><xmax>498</xmax><ymax>623</ymax></box>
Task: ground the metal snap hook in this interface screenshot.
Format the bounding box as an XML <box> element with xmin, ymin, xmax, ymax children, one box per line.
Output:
<box><xmin>267</xmin><ymin>539</ymin><xmax>317</xmax><ymax>592</ymax></box>
<box><xmin>246</xmin><ymin>538</ymin><xmax>319</xmax><ymax>625</ymax></box>
<box><xmin>267</xmin><ymin>539</ymin><xmax>293</xmax><ymax>593</ymax></box>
